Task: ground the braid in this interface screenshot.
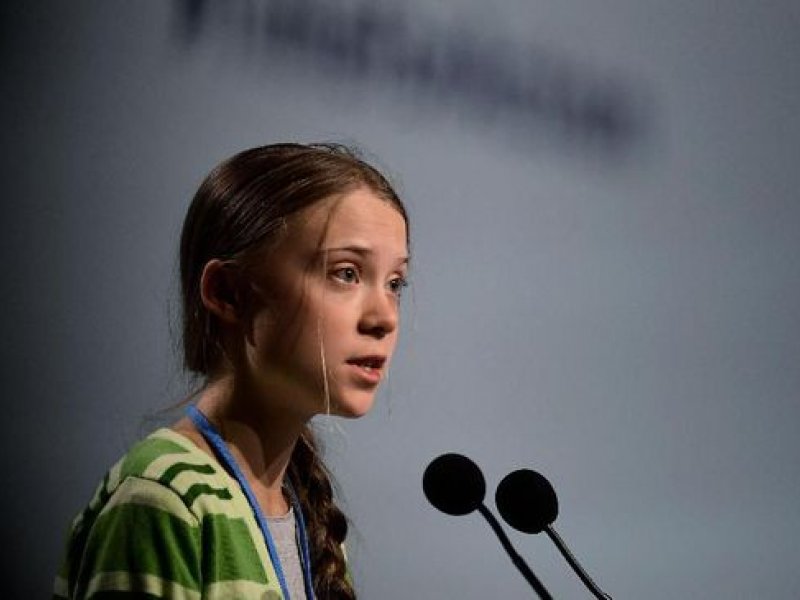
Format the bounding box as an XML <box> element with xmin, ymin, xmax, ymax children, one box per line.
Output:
<box><xmin>288</xmin><ymin>426</ymin><xmax>356</xmax><ymax>600</ymax></box>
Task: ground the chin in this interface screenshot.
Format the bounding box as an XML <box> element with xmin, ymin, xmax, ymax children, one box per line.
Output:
<box><xmin>330</xmin><ymin>390</ymin><xmax>377</xmax><ymax>419</ymax></box>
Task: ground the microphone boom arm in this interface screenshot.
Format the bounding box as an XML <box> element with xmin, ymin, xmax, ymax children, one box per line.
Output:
<box><xmin>477</xmin><ymin>504</ymin><xmax>554</xmax><ymax>600</ymax></box>
<box><xmin>544</xmin><ymin>524</ymin><xmax>612</xmax><ymax>600</ymax></box>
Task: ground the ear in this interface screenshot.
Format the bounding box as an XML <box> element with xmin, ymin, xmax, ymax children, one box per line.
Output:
<box><xmin>199</xmin><ymin>259</ymin><xmax>242</xmax><ymax>324</ymax></box>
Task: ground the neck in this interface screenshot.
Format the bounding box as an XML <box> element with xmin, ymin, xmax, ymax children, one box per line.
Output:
<box><xmin>194</xmin><ymin>373</ymin><xmax>309</xmax><ymax>516</ymax></box>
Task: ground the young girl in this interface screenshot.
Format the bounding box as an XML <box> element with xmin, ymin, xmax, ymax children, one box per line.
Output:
<box><xmin>54</xmin><ymin>143</ymin><xmax>410</xmax><ymax>599</ymax></box>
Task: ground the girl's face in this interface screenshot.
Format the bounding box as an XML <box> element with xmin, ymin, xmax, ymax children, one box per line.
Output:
<box><xmin>242</xmin><ymin>187</ymin><xmax>408</xmax><ymax>419</ymax></box>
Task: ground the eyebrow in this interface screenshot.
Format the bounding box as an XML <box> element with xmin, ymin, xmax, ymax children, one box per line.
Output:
<box><xmin>322</xmin><ymin>245</ymin><xmax>410</xmax><ymax>264</ymax></box>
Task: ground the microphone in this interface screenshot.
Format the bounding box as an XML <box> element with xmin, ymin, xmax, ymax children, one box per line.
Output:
<box><xmin>423</xmin><ymin>454</ymin><xmax>553</xmax><ymax>599</ymax></box>
<box><xmin>496</xmin><ymin>469</ymin><xmax>613</xmax><ymax>600</ymax></box>
<box><xmin>422</xmin><ymin>453</ymin><xmax>486</xmax><ymax>516</ymax></box>
<box><xmin>495</xmin><ymin>469</ymin><xmax>558</xmax><ymax>533</ymax></box>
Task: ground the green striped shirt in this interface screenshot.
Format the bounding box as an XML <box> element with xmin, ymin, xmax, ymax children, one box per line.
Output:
<box><xmin>54</xmin><ymin>428</ymin><xmax>287</xmax><ymax>599</ymax></box>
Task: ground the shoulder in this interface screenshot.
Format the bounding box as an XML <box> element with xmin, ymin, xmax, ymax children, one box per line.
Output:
<box><xmin>110</xmin><ymin>428</ymin><xmax>248</xmax><ymax>521</ymax></box>
<box><xmin>63</xmin><ymin>428</ymin><xmax>236</xmax><ymax>566</ymax></box>
<box><xmin>76</xmin><ymin>429</ymin><xmax>223</xmax><ymax>517</ymax></box>
<box><xmin>54</xmin><ymin>430</ymin><xmax>208</xmax><ymax>598</ymax></box>
<box><xmin>118</xmin><ymin>428</ymin><xmax>213</xmax><ymax>482</ymax></box>
<box><xmin>54</xmin><ymin>430</ymin><xmax>265</xmax><ymax>599</ymax></box>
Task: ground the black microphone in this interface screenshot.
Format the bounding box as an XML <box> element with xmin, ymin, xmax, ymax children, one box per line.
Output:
<box><xmin>422</xmin><ymin>453</ymin><xmax>486</xmax><ymax>516</ymax></box>
<box><xmin>496</xmin><ymin>469</ymin><xmax>613</xmax><ymax>600</ymax></box>
<box><xmin>423</xmin><ymin>454</ymin><xmax>553</xmax><ymax>599</ymax></box>
<box><xmin>495</xmin><ymin>469</ymin><xmax>558</xmax><ymax>533</ymax></box>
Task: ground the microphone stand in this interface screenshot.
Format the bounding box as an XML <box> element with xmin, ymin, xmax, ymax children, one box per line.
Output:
<box><xmin>477</xmin><ymin>505</ymin><xmax>553</xmax><ymax>599</ymax></box>
<box><xmin>544</xmin><ymin>525</ymin><xmax>612</xmax><ymax>600</ymax></box>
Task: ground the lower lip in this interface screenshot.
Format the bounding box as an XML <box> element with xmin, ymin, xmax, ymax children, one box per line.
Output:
<box><xmin>347</xmin><ymin>363</ymin><xmax>383</xmax><ymax>385</ymax></box>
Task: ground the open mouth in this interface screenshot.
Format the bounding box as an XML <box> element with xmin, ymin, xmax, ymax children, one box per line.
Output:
<box><xmin>347</xmin><ymin>356</ymin><xmax>386</xmax><ymax>372</ymax></box>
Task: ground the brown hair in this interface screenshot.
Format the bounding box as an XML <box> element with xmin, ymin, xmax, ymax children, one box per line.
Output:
<box><xmin>179</xmin><ymin>143</ymin><xmax>408</xmax><ymax>598</ymax></box>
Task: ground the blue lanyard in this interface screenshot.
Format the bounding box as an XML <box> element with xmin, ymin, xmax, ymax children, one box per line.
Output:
<box><xmin>187</xmin><ymin>405</ymin><xmax>315</xmax><ymax>600</ymax></box>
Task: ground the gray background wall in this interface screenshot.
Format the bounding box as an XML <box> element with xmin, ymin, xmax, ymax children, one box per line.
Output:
<box><xmin>2</xmin><ymin>1</ymin><xmax>799</xmax><ymax>598</ymax></box>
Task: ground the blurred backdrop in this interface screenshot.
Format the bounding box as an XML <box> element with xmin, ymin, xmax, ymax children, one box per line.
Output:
<box><xmin>2</xmin><ymin>1</ymin><xmax>799</xmax><ymax>597</ymax></box>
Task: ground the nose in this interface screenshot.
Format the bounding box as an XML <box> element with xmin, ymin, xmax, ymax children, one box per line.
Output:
<box><xmin>358</xmin><ymin>285</ymin><xmax>399</xmax><ymax>339</ymax></box>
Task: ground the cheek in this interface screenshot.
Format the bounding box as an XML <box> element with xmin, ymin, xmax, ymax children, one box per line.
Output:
<box><xmin>248</xmin><ymin>280</ymin><xmax>347</xmax><ymax>372</ymax></box>
<box><xmin>318</xmin><ymin>300</ymin><xmax>357</xmax><ymax>341</ymax></box>
<box><xmin>249</xmin><ymin>283</ymin><xmax>307</xmax><ymax>343</ymax></box>
<box><xmin>268</xmin><ymin>299</ymin><xmax>329</xmax><ymax>359</ymax></box>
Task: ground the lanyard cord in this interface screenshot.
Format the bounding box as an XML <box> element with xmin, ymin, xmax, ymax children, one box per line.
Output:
<box><xmin>186</xmin><ymin>405</ymin><xmax>316</xmax><ymax>600</ymax></box>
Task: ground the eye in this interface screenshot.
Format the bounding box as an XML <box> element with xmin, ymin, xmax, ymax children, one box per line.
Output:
<box><xmin>332</xmin><ymin>266</ymin><xmax>359</xmax><ymax>284</ymax></box>
<box><xmin>388</xmin><ymin>276</ymin><xmax>409</xmax><ymax>297</ymax></box>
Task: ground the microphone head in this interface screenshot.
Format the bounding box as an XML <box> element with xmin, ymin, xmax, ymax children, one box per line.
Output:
<box><xmin>423</xmin><ymin>453</ymin><xmax>486</xmax><ymax>516</ymax></box>
<box><xmin>495</xmin><ymin>469</ymin><xmax>558</xmax><ymax>534</ymax></box>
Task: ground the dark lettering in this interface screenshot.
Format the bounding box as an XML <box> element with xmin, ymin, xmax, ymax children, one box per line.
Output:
<box><xmin>173</xmin><ymin>0</ymin><xmax>646</xmax><ymax>151</ymax></box>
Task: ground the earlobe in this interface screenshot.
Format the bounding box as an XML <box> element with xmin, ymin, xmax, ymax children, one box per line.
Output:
<box><xmin>200</xmin><ymin>259</ymin><xmax>241</xmax><ymax>324</ymax></box>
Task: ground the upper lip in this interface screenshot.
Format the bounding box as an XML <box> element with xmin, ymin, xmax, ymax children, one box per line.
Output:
<box><xmin>346</xmin><ymin>355</ymin><xmax>386</xmax><ymax>369</ymax></box>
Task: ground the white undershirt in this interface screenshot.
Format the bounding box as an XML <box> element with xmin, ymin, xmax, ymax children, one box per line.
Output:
<box><xmin>267</xmin><ymin>507</ymin><xmax>308</xmax><ymax>600</ymax></box>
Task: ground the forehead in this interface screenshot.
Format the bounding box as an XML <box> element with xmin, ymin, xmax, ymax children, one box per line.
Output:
<box><xmin>290</xmin><ymin>187</ymin><xmax>408</xmax><ymax>252</ymax></box>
